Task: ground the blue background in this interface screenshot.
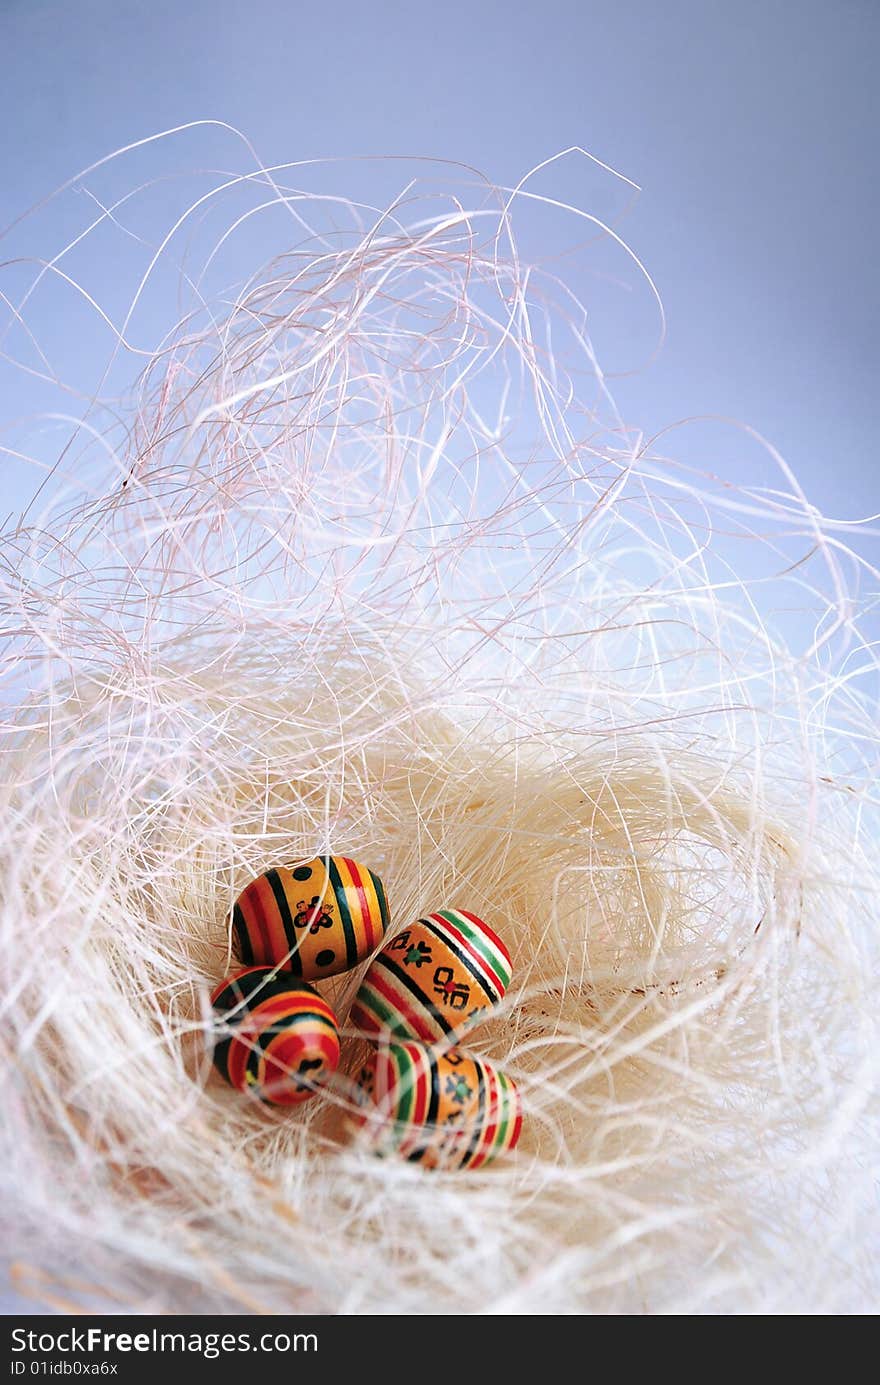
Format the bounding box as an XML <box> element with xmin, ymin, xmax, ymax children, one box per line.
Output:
<box><xmin>1</xmin><ymin>0</ymin><xmax>877</xmax><ymax>555</ymax></box>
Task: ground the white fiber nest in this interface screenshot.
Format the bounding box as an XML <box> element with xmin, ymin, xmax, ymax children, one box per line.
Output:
<box><xmin>1</xmin><ymin>139</ymin><xmax>877</xmax><ymax>1314</ymax></box>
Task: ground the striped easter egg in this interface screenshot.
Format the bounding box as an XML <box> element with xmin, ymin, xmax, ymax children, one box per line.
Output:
<box><xmin>210</xmin><ymin>966</ymin><xmax>340</xmax><ymax>1106</ymax></box>
<box><xmin>349</xmin><ymin>909</ymin><xmax>512</xmax><ymax>1042</ymax></box>
<box><xmin>352</xmin><ymin>1040</ymin><xmax>522</xmax><ymax>1170</ymax></box>
<box><xmin>231</xmin><ymin>855</ymin><xmax>390</xmax><ymax>981</ymax></box>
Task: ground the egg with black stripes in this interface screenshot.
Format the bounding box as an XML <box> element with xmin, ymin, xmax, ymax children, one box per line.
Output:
<box><xmin>349</xmin><ymin>908</ymin><xmax>512</xmax><ymax>1042</ymax></box>
<box><xmin>210</xmin><ymin>967</ymin><xmax>340</xmax><ymax>1106</ymax></box>
<box><xmin>231</xmin><ymin>855</ymin><xmax>390</xmax><ymax>981</ymax></box>
<box><xmin>352</xmin><ymin>1039</ymin><xmax>522</xmax><ymax>1169</ymax></box>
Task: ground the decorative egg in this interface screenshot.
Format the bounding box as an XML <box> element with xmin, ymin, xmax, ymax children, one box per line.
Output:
<box><xmin>352</xmin><ymin>1040</ymin><xmax>522</xmax><ymax>1169</ymax></box>
<box><xmin>231</xmin><ymin>855</ymin><xmax>390</xmax><ymax>981</ymax></box>
<box><xmin>210</xmin><ymin>966</ymin><xmax>340</xmax><ymax>1106</ymax></box>
<box><xmin>349</xmin><ymin>908</ymin><xmax>512</xmax><ymax>1042</ymax></box>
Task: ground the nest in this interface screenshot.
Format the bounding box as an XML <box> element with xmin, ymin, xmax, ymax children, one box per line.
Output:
<box><xmin>1</xmin><ymin>143</ymin><xmax>876</xmax><ymax>1313</ymax></box>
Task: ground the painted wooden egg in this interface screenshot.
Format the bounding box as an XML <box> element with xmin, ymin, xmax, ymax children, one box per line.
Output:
<box><xmin>231</xmin><ymin>855</ymin><xmax>390</xmax><ymax>981</ymax></box>
<box><xmin>210</xmin><ymin>966</ymin><xmax>340</xmax><ymax>1106</ymax></box>
<box><xmin>349</xmin><ymin>908</ymin><xmax>512</xmax><ymax>1041</ymax></box>
<box><xmin>352</xmin><ymin>1040</ymin><xmax>522</xmax><ymax>1169</ymax></box>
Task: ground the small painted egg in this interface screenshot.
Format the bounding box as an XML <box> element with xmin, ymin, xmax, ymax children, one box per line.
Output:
<box><xmin>352</xmin><ymin>1040</ymin><xmax>522</xmax><ymax>1169</ymax></box>
<box><xmin>231</xmin><ymin>855</ymin><xmax>390</xmax><ymax>981</ymax></box>
<box><xmin>210</xmin><ymin>966</ymin><xmax>340</xmax><ymax>1106</ymax></box>
<box><xmin>349</xmin><ymin>908</ymin><xmax>512</xmax><ymax>1042</ymax></box>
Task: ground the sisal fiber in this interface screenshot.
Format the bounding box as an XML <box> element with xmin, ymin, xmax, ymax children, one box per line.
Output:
<box><xmin>0</xmin><ymin>139</ymin><xmax>877</xmax><ymax>1314</ymax></box>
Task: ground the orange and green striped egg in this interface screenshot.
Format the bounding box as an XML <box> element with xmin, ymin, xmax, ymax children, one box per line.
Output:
<box><xmin>352</xmin><ymin>1040</ymin><xmax>522</xmax><ymax>1169</ymax></box>
<box><xmin>210</xmin><ymin>966</ymin><xmax>340</xmax><ymax>1106</ymax></box>
<box><xmin>349</xmin><ymin>909</ymin><xmax>512</xmax><ymax>1042</ymax></box>
<box><xmin>231</xmin><ymin>855</ymin><xmax>390</xmax><ymax>981</ymax></box>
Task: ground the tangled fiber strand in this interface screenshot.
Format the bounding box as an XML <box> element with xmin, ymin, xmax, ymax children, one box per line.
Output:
<box><xmin>0</xmin><ymin>138</ymin><xmax>878</xmax><ymax>1314</ymax></box>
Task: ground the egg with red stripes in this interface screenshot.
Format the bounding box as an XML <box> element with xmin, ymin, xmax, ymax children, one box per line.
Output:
<box><xmin>210</xmin><ymin>966</ymin><xmax>340</xmax><ymax>1106</ymax></box>
<box><xmin>352</xmin><ymin>1040</ymin><xmax>522</xmax><ymax>1169</ymax></box>
<box><xmin>231</xmin><ymin>855</ymin><xmax>390</xmax><ymax>981</ymax></box>
<box><xmin>349</xmin><ymin>909</ymin><xmax>511</xmax><ymax>1042</ymax></box>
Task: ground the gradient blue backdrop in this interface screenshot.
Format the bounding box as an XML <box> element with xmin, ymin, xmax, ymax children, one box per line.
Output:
<box><xmin>1</xmin><ymin>0</ymin><xmax>877</xmax><ymax>558</ymax></box>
